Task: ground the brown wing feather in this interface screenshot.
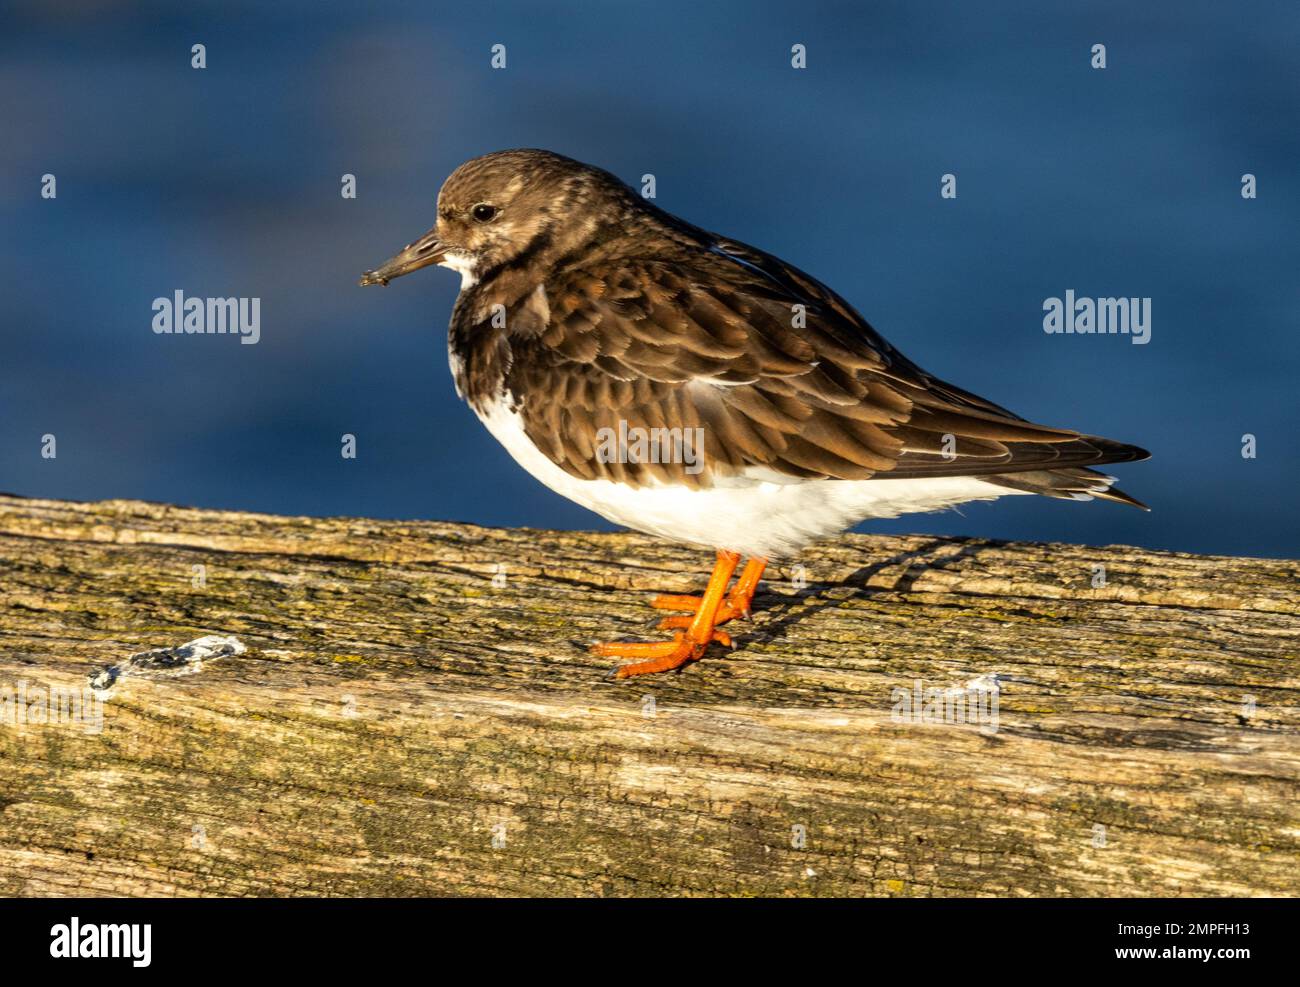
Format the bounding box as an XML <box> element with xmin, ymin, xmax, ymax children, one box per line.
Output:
<box><xmin>497</xmin><ymin>230</ymin><xmax>1148</xmax><ymax>488</ymax></box>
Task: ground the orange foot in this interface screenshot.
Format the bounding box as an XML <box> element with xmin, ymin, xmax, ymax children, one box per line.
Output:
<box><xmin>594</xmin><ymin>627</ymin><xmax>735</xmax><ymax>679</ymax></box>
<box><xmin>650</xmin><ymin>557</ymin><xmax>767</xmax><ymax>632</ymax></box>
<box><xmin>593</xmin><ymin>552</ymin><xmax>768</xmax><ymax>679</ymax></box>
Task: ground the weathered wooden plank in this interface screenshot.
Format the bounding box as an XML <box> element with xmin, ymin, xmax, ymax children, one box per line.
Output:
<box><xmin>0</xmin><ymin>494</ymin><xmax>1296</xmax><ymax>896</ymax></box>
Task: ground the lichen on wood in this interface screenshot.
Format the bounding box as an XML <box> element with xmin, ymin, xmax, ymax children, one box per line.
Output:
<box><xmin>0</xmin><ymin>494</ymin><xmax>1296</xmax><ymax>896</ymax></box>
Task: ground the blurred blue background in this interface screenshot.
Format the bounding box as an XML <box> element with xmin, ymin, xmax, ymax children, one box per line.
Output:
<box><xmin>2</xmin><ymin>0</ymin><xmax>1297</xmax><ymax>558</ymax></box>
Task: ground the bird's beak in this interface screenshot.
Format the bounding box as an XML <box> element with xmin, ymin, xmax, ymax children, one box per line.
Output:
<box><xmin>359</xmin><ymin>226</ymin><xmax>446</xmax><ymax>286</ymax></box>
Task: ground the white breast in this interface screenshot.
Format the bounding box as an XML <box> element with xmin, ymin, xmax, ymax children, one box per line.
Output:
<box><xmin>469</xmin><ymin>395</ymin><xmax>1026</xmax><ymax>559</ymax></box>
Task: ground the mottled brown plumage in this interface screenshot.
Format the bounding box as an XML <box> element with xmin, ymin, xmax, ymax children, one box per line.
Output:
<box><xmin>388</xmin><ymin>149</ymin><xmax>1147</xmax><ymax>502</ymax></box>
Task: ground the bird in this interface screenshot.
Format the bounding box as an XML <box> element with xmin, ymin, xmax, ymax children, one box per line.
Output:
<box><xmin>361</xmin><ymin>149</ymin><xmax>1148</xmax><ymax>679</ymax></box>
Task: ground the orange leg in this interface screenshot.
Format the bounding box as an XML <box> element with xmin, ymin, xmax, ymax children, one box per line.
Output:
<box><xmin>594</xmin><ymin>550</ymin><xmax>741</xmax><ymax>678</ymax></box>
<box><xmin>653</xmin><ymin>557</ymin><xmax>768</xmax><ymax>631</ymax></box>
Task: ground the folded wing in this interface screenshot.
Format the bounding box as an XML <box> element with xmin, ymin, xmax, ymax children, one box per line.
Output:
<box><xmin>501</xmin><ymin>229</ymin><xmax>1149</xmax><ymax>501</ymax></box>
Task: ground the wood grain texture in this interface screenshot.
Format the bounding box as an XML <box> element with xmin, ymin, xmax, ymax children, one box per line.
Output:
<box><xmin>0</xmin><ymin>494</ymin><xmax>1296</xmax><ymax>897</ymax></box>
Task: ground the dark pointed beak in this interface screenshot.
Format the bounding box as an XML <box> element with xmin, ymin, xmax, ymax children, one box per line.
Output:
<box><xmin>359</xmin><ymin>226</ymin><xmax>446</xmax><ymax>286</ymax></box>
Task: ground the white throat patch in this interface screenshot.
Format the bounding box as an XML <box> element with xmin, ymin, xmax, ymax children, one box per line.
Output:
<box><xmin>439</xmin><ymin>251</ymin><xmax>478</xmax><ymax>289</ymax></box>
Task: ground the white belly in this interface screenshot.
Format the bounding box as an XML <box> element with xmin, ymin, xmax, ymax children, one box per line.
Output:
<box><xmin>471</xmin><ymin>397</ymin><xmax>1026</xmax><ymax>559</ymax></box>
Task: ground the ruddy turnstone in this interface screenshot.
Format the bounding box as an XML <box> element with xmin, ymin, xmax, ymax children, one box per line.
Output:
<box><xmin>361</xmin><ymin>149</ymin><xmax>1148</xmax><ymax>679</ymax></box>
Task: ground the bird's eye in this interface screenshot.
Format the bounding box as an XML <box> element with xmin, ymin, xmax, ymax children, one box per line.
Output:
<box><xmin>472</xmin><ymin>203</ymin><xmax>497</xmax><ymax>222</ymax></box>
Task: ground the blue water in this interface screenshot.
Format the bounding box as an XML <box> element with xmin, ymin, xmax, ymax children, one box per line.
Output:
<box><xmin>2</xmin><ymin>1</ymin><xmax>1297</xmax><ymax>559</ymax></box>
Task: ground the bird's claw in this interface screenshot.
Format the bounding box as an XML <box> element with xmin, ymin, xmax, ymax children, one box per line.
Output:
<box><xmin>593</xmin><ymin>627</ymin><xmax>733</xmax><ymax>678</ymax></box>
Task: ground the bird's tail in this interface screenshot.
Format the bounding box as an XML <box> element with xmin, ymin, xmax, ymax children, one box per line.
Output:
<box><xmin>981</xmin><ymin>435</ymin><xmax>1148</xmax><ymax>508</ymax></box>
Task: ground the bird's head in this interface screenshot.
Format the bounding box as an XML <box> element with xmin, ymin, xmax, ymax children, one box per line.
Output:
<box><xmin>360</xmin><ymin>149</ymin><xmax>621</xmax><ymax>289</ymax></box>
